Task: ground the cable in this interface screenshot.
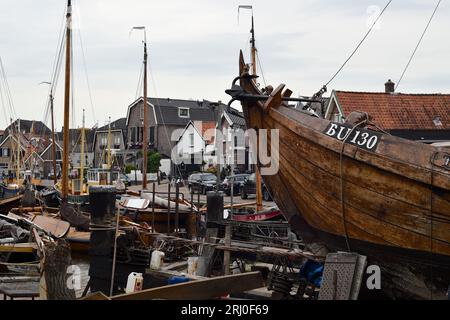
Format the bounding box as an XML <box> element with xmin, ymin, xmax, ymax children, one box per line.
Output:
<box><xmin>256</xmin><ymin>51</ymin><xmax>267</xmax><ymax>88</ymax></box>
<box><xmin>324</xmin><ymin>0</ymin><xmax>393</xmax><ymax>87</ymax></box>
<box><xmin>395</xmin><ymin>0</ymin><xmax>442</xmax><ymax>91</ymax></box>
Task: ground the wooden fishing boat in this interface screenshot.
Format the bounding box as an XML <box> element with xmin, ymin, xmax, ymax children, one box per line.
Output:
<box><xmin>227</xmin><ymin>51</ymin><xmax>450</xmax><ymax>299</ymax></box>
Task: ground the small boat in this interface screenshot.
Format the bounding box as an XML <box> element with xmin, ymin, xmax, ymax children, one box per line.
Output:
<box><xmin>227</xmin><ymin>51</ymin><xmax>450</xmax><ymax>299</ymax></box>
<box><xmin>0</xmin><ymin>183</ymin><xmax>21</xmax><ymax>199</ymax></box>
<box><xmin>231</xmin><ymin>207</ymin><xmax>283</xmax><ymax>222</ymax></box>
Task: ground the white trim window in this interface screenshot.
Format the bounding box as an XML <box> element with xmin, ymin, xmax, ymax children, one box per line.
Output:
<box><xmin>189</xmin><ymin>133</ymin><xmax>194</xmax><ymax>147</ymax></box>
<box><xmin>178</xmin><ymin>108</ymin><xmax>190</xmax><ymax>118</ymax></box>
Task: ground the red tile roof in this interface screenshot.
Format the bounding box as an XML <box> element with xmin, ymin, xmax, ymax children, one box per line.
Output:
<box><xmin>334</xmin><ymin>91</ymin><xmax>450</xmax><ymax>130</ymax></box>
<box><xmin>194</xmin><ymin>121</ymin><xmax>216</xmax><ymax>144</ymax></box>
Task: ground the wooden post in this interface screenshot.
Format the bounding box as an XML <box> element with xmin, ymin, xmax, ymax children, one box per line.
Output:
<box><xmin>151</xmin><ymin>182</ymin><xmax>155</xmax><ymax>232</ymax></box>
<box><xmin>175</xmin><ymin>182</ymin><xmax>179</xmax><ymax>234</ymax></box>
<box><xmin>224</xmin><ymin>223</ymin><xmax>231</xmax><ymax>275</ymax></box>
<box><xmin>167</xmin><ymin>182</ymin><xmax>171</xmax><ymax>234</ymax></box>
<box><xmin>50</xmin><ymin>91</ymin><xmax>57</xmax><ymax>185</ymax></box>
<box><xmin>43</xmin><ymin>240</ymin><xmax>76</xmax><ymax>300</ymax></box>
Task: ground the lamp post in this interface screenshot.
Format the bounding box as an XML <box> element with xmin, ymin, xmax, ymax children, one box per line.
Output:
<box><xmin>201</xmin><ymin>148</ymin><xmax>204</xmax><ymax>173</ymax></box>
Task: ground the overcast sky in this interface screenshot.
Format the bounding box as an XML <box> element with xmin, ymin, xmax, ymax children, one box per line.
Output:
<box><xmin>0</xmin><ymin>0</ymin><xmax>449</xmax><ymax>130</ymax></box>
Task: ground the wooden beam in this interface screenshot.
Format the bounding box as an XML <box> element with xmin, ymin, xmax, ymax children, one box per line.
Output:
<box><xmin>80</xmin><ymin>291</ymin><xmax>111</xmax><ymax>300</ymax></box>
<box><xmin>262</xmin><ymin>84</ymin><xmax>285</xmax><ymax>113</ymax></box>
<box><xmin>112</xmin><ymin>271</ymin><xmax>264</xmax><ymax>300</ymax></box>
<box><xmin>0</xmin><ymin>243</ymin><xmax>37</xmax><ymax>253</ymax></box>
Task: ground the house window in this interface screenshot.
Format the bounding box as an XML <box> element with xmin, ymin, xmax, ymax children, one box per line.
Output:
<box><xmin>149</xmin><ymin>127</ymin><xmax>155</xmax><ymax>144</ymax></box>
<box><xmin>1</xmin><ymin>148</ymin><xmax>9</xmax><ymax>157</ymax></box>
<box><xmin>101</xmin><ymin>136</ymin><xmax>107</xmax><ymax>147</ymax></box>
<box><xmin>178</xmin><ymin>108</ymin><xmax>190</xmax><ymax>118</ymax></box>
<box><xmin>189</xmin><ymin>133</ymin><xmax>194</xmax><ymax>147</ymax></box>
<box><xmin>140</xmin><ymin>105</ymin><xmax>144</xmax><ymax>120</ymax></box>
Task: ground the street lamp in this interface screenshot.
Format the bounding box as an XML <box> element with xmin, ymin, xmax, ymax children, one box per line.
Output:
<box><xmin>201</xmin><ymin>148</ymin><xmax>204</xmax><ymax>173</ymax></box>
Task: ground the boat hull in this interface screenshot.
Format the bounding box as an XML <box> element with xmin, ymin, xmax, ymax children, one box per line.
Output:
<box><xmin>237</xmin><ymin>53</ymin><xmax>450</xmax><ymax>299</ymax></box>
<box><xmin>0</xmin><ymin>184</ymin><xmax>20</xmax><ymax>199</ymax></box>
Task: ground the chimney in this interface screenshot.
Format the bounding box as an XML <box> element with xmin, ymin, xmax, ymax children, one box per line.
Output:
<box><xmin>385</xmin><ymin>79</ymin><xmax>395</xmax><ymax>93</ymax></box>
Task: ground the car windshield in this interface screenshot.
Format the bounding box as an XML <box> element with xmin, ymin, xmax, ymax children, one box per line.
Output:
<box><xmin>202</xmin><ymin>175</ymin><xmax>216</xmax><ymax>181</ymax></box>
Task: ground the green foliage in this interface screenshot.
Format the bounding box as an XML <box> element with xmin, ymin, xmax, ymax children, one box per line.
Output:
<box><xmin>125</xmin><ymin>164</ymin><xmax>137</xmax><ymax>174</ymax></box>
<box><xmin>147</xmin><ymin>152</ymin><xmax>161</xmax><ymax>173</ymax></box>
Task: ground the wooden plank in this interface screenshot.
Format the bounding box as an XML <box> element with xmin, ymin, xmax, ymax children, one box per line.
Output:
<box><xmin>112</xmin><ymin>272</ymin><xmax>264</xmax><ymax>300</ymax></box>
<box><xmin>80</xmin><ymin>291</ymin><xmax>111</xmax><ymax>300</ymax></box>
<box><xmin>0</xmin><ymin>243</ymin><xmax>37</xmax><ymax>253</ymax></box>
<box><xmin>0</xmin><ymin>195</ymin><xmax>22</xmax><ymax>206</ymax></box>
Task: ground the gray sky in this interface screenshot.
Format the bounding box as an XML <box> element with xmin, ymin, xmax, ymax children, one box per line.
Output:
<box><xmin>0</xmin><ymin>0</ymin><xmax>449</xmax><ymax>130</ymax></box>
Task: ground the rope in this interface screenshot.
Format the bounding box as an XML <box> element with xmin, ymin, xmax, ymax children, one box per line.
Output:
<box><xmin>324</xmin><ymin>0</ymin><xmax>392</xmax><ymax>87</ymax></box>
<box><xmin>109</xmin><ymin>207</ymin><xmax>120</xmax><ymax>297</ymax></box>
<box><xmin>338</xmin><ymin>117</ymin><xmax>371</xmax><ymax>252</ymax></box>
<box><xmin>395</xmin><ymin>0</ymin><xmax>442</xmax><ymax>91</ymax></box>
<box><xmin>429</xmin><ymin>152</ymin><xmax>438</xmax><ymax>300</ymax></box>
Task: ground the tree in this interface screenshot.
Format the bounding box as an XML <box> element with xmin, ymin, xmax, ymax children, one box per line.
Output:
<box><xmin>147</xmin><ymin>151</ymin><xmax>161</xmax><ymax>173</ymax></box>
<box><xmin>125</xmin><ymin>164</ymin><xmax>136</xmax><ymax>174</ymax></box>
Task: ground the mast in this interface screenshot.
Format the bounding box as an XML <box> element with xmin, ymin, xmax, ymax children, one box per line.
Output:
<box><xmin>16</xmin><ymin>119</ymin><xmax>20</xmax><ymax>185</ymax></box>
<box><xmin>80</xmin><ymin>109</ymin><xmax>85</xmax><ymax>191</ymax></box>
<box><xmin>50</xmin><ymin>90</ymin><xmax>57</xmax><ymax>184</ymax></box>
<box><xmin>249</xmin><ymin>13</ymin><xmax>263</xmax><ymax>212</ymax></box>
<box><xmin>142</xmin><ymin>33</ymin><xmax>148</xmax><ymax>190</ymax></box>
<box><xmin>107</xmin><ymin>116</ymin><xmax>112</xmax><ymax>185</ymax></box>
<box><xmin>62</xmin><ymin>0</ymin><xmax>72</xmax><ymax>199</ymax></box>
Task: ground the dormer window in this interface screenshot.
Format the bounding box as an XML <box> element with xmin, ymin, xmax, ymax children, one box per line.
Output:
<box><xmin>178</xmin><ymin>108</ymin><xmax>190</xmax><ymax>118</ymax></box>
<box><xmin>433</xmin><ymin>116</ymin><xmax>442</xmax><ymax>127</ymax></box>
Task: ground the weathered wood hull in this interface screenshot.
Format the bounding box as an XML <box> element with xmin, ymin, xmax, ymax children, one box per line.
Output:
<box><xmin>237</xmin><ymin>53</ymin><xmax>450</xmax><ymax>299</ymax></box>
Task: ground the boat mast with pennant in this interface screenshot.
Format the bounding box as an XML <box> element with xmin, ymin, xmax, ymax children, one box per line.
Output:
<box><xmin>239</xmin><ymin>5</ymin><xmax>263</xmax><ymax>212</ymax></box>
<box><xmin>131</xmin><ymin>26</ymin><xmax>149</xmax><ymax>190</ymax></box>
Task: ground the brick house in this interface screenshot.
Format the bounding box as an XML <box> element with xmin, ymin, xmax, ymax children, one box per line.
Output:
<box><xmin>325</xmin><ymin>81</ymin><xmax>450</xmax><ymax>143</ymax></box>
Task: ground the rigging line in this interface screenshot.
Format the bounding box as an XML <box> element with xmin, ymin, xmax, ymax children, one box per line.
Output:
<box><xmin>40</xmin><ymin>4</ymin><xmax>67</xmax><ymax>136</ymax></box>
<box><xmin>256</xmin><ymin>51</ymin><xmax>267</xmax><ymax>88</ymax></box>
<box><xmin>135</xmin><ymin>61</ymin><xmax>144</xmax><ymax>100</ymax></box>
<box><xmin>395</xmin><ymin>0</ymin><xmax>442</xmax><ymax>91</ymax></box>
<box><xmin>0</xmin><ymin>57</ymin><xmax>17</xmax><ymax>120</ymax></box>
<box><xmin>324</xmin><ymin>0</ymin><xmax>393</xmax><ymax>87</ymax></box>
<box><xmin>147</xmin><ymin>62</ymin><xmax>184</xmax><ymax>180</ymax></box>
<box><xmin>76</xmin><ymin>16</ymin><xmax>97</xmax><ymax>124</ymax></box>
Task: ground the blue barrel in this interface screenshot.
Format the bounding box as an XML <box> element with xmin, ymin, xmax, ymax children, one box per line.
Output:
<box><xmin>168</xmin><ymin>276</ymin><xmax>190</xmax><ymax>285</ymax></box>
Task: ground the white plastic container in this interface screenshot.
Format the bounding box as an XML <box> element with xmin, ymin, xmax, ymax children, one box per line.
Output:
<box><xmin>150</xmin><ymin>250</ymin><xmax>165</xmax><ymax>270</ymax></box>
<box><xmin>125</xmin><ymin>272</ymin><xmax>143</xmax><ymax>293</ymax></box>
<box><xmin>187</xmin><ymin>257</ymin><xmax>199</xmax><ymax>275</ymax></box>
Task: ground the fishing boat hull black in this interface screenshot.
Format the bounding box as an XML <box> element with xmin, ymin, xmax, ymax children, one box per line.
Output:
<box><xmin>231</xmin><ymin>52</ymin><xmax>450</xmax><ymax>299</ymax></box>
<box><xmin>0</xmin><ymin>184</ymin><xmax>20</xmax><ymax>199</ymax></box>
<box><xmin>54</xmin><ymin>185</ymin><xmax>90</xmax><ymax>211</ymax></box>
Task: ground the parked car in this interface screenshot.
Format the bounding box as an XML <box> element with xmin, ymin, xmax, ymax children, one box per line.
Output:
<box><xmin>188</xmin><ymin>173</ymin><xmax>218</xmax><ymax>195</ymax></box>
<box><xmin>47</xmin><ymin>169</ymin><xmax>61</xmax><ymax>180</ymax></box>
<box><xmin>220</xmin><ymin>174</ymin><xmax>249</xmax><ymax>196</ymax></box>
<box><xmin>239</xmin><ymin>173</ymin><xmax>273</xmax><ymax>201</ymax></box>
